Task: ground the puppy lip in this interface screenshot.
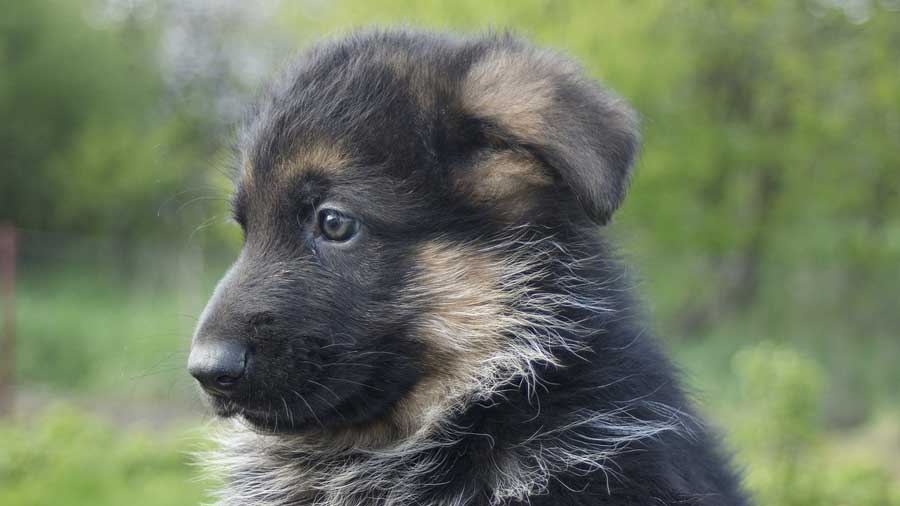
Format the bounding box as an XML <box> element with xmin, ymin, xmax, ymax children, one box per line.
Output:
<box><xmin>206</xmin><ymin>394</ymin><xmax>278</xmax><ymax>423</ymax></box>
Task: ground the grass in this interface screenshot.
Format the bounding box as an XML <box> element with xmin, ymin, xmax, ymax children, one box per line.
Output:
<box><xmin>13</xmin><ymin>254</ymin><xmax>226</xmax><ymax>398</ymax></box>
<box><xmin>0</xmin><ymin>404</ymin><xmax>213</xmax><ymax>506</ymax></box>
<box><xmin>3</xmin><ymin>256</ymin><xmax>217</xmax><ymax>505</ymax></box>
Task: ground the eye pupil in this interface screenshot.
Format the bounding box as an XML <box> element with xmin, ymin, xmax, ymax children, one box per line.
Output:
<box><xmin>317</xmin><ymin>209</ymin><xmax>357</xmax><ymax>242</ymax></box>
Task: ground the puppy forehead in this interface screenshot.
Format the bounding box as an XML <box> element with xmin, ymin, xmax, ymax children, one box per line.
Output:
<box><xmin>234</xmin><ymin>31</ymin><xmax>565</xmax><ymax>218</ymax></box>
<box><xmin>240</xmin><ymin>49</ymin><xmax>437</xmax><ymax>176</ymax></box>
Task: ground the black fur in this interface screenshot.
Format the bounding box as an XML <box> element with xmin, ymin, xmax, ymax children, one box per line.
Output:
<box><xmin>190</xmin><ymin>30</ymin><xmax>749</xmax><ymax>506</ymax></box>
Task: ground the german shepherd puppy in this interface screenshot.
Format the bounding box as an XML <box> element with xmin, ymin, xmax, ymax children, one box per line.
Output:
<box><xmin>189</xmin><ymin>30</ymin><xmax>748</xmax><ymax>506</ymax></box>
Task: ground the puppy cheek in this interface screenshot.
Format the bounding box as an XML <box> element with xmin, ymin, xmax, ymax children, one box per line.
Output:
<box><xmin>388</xmin><ymin>241</ymin><xmax>513</xmax><ymax>427</ymax></box>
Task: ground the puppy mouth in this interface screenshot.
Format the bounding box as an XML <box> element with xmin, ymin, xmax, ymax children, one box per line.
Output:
<box><xmin>205</xmin><ymin>395</ymin><xmax>300</xmax><ymax>432</ymax></box>
<box><xmin>202</xmin><ymin>385</ymin><xmax>333</xmax><ymax>434</ymax></box>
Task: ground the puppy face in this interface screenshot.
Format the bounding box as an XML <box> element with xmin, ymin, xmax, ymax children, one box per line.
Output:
<box><xmin>188</xmin><ymin>31</ymin><xmax>637</xmax><ymax>439</ymax></box>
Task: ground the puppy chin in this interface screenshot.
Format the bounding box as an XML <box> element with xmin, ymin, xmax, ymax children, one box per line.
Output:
<box><xmin>205</xmin><ymin>395</ymin><xmax>243</xmax><ymax>419</ymax></box>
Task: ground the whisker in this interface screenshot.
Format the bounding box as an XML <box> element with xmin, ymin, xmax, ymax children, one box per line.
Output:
<box><xmin>323</xmin><ymin>377</ymin><xmax>384</xmax><ymax>393</ymax></box>
<box><xmin>310</xmin><ymin>391</ymin><xmax>346</xmax><ymax>422</ymax></box>
<box><xmin>291</xmin><ymin>389</ymin><xmax>323</xmax><ymax>428</ymax></box>
<box><xmin>305</xmin><ymin>379</ymin><xmax>341</xmax><ymax>400</ymax></box>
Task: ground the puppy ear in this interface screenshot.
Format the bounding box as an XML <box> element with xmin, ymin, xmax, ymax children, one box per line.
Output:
<box><xmin>462</xmin><ymin>40</ymin><xmax>639</xmax><ymax>224</ymax></box>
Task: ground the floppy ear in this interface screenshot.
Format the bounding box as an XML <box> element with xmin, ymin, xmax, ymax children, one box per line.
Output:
<box><xmin>461</xmin><ymin>40</ymin><xmax>639</xmax><ymax>224</ymax></box>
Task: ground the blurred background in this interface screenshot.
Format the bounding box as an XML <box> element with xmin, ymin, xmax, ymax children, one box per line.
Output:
<box><xmin>1</xmin><ymin>0</ymin><xmax>899</xmax><ymax>504</ymax></box>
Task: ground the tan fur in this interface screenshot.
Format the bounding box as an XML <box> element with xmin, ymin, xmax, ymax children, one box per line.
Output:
<box><xmin>349</xmin><ymin>240</ymin><xmax>513</xmax><ymax>446</ymax></box>
<box><xmin>456</xmin><ymin>150</ymin><xmax>553</xmax><ymax>219</ymax></box>
<box><xmin>278</xmin><ymin>142</ymin><xmax>351</xmax><ymax>179</ymax></box>
<box><xmin>405</xmin><ymin>241</ymin><xmax>508</xmax><ymax>409</ymax></box>
<box><xmin>413</xmin><ymin>240</ymin><xmax>510</xmax><ymax>357</ymax></box>
<box><xmin>462</xmin><ymin>49</ymin><xmax>576</xmax><ymax>141</ymax></box>
<box><xmin>375</xmin><ymin>47</ymin><xmax>439</xmax><ymax>111</ymax></box>
<box><xmin>370</xmin><ymin>237</ymin><xmax>581</xmax><ymax>444</ymax></box>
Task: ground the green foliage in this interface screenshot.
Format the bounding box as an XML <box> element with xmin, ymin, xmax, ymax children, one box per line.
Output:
<box><xmin>15</xmin><ymin>264</ymin><xmax>192</xmax><ymax>394</ymax></box>
<box><xmin>0</xmin><ymin>405</ymin><xmax>211</xmax><ymax>506</ymax></box>
<box><xmin>13</xmin><ymin>246</ymin><xmax>231</xmax><ymax>396</ymax></box>
<box><xmin>0</xmin><ymin>0</ymin><xmax>215</xmax><ymax>237</ymax></box>
<box><xmin>728</xmin><ymin>342</ymin><xmax>900</xmax><ymax>506</ymax></box>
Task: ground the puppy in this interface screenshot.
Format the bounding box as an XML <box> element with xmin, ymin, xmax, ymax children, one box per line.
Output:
<box><xmin>189</xmin><ymin>30</ymin><xmax>749</xmax><ymax>506</ymax></box>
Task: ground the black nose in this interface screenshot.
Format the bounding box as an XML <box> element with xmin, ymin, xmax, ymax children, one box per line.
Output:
<box><xmin>188</xmin><ymin>341</ymin><xmax>247</xmax><ymax>395</ymax></box>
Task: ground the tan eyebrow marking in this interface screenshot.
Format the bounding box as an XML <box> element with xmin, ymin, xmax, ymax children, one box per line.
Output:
<box><xmin>277</xmin><ymin>143</ymin><xmax>352</xmax><ymax>180</ymax></box>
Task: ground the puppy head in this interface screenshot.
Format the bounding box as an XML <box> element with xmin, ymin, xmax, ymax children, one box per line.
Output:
<box><xmin>189</xmin><ymin>30</ymin><xmax>638</xmax><ymax>441</ymax></box>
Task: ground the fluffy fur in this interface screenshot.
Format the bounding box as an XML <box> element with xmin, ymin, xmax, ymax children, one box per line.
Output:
<box><xmin>190</xmin><ymin>30</ymin><xmax>749</xmax><ymax>506</ymax></box>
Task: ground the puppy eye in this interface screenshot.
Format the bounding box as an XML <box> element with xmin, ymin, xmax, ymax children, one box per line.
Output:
<box><xmin>316</xmin><ymin>208</ymin><xmax>359</xmax><ymax>242</ymax></box>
